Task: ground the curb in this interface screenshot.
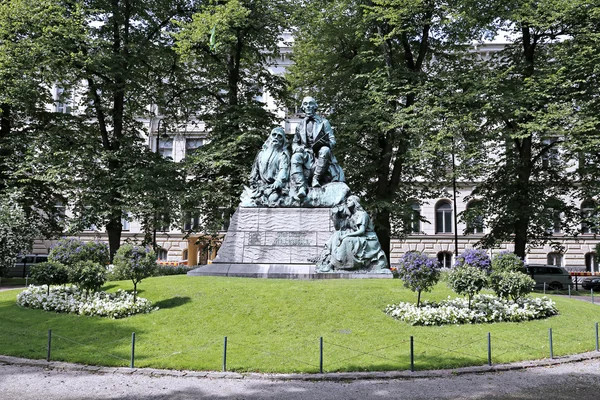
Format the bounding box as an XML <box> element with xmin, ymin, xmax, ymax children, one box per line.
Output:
<box><xmin>1</xmin><ymin>351</ymin><xmax>600</xmax><ymax>381</ymax></box>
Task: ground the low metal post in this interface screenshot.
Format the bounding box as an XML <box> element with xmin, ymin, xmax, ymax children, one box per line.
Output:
<box><xmin>568</xmin><ymin>285</ymin><xmax>571</xmax><ymax>298</ymax></box>
<box><xmin>319</xmin><ymin>337</ymin><xmax>323</xmax><ymax>373</ymax></box>
<box><xmin>596</xmin><ymin>323</ymin><xmax>599</xmax><ymax>352</ymax></box>
<box><xmin>47</xmin><ymin>329</ymin><xmax>52</xmax><ymax>362</ymax></box>
<box><xmin>130</xmin><ymin>332</ymin><xmax>135</xmax><ymax>368</ymax></box>
<box><xmin>223</xmin><ymin>336</ymin><xmax>227</xmax><ymax>372</ymax></box>
<box><xmin>544</xmin><ymin>282</ymin><xmax>546</xmax><ymax>294</ymax></box>
<box><xmin>487</xmin><ymin>332</ymin><xmax>492</xmax><ymax>366</ymax></box>
<box><xmin>410</xmin><ymin>336</ymin><xmax>414</xmax><ymax>372</ymax></box>
<box><xmin>549</xmin><ymin>328</ymin><xmax>553</xmax><ymax>359</ymax></box>
<box><xmin>592</xmin><ymin>289</ymin><xmax>595</xmax><ymax>304</ymax></box>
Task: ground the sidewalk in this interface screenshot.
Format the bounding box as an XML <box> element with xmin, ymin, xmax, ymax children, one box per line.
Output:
<box><xmin>2</xmin><ymin>351</ymin><xmax>600</xmax><ymax>381</ymax></box>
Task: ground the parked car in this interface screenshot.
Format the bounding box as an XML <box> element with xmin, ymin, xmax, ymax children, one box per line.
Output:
<box><xmin>4</xmin><ymin>254</ymin><xmax>49</xmax><ymax>278</ymax></box>
<box><xmin>525</xmin><ymin>264</ymin><xmax>572</xmax><ymax>290</ymax></box>
<box><xmin>581</xmin><ymin>277</ymin><xmax>600</xmax><ymax>291</ymax></box>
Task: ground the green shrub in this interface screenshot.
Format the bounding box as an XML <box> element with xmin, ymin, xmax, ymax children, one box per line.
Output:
<box><xmin>447</xmin><ymin>266</ymin><xmax>488</xmax><ymax>309</ymax></box>
<box><xmin>491</xmin><ymin>251</ymin><xmax>525</xmax><ymax>273</ymax></box>
<box><xmin>489</xmin><ymin>270</ymin><xmax>535</xmax><ymax>301</ymax></box>
<box><xmin>154</xmin><ymin>264</ymin><xmax>195</xmax><ymax>276</ymax></box>
<box><xmin>112</xmin><ymin>244</ymin><xmax>157</xmax><ymax>302</ymax></box>
<box><xmin>71</xmin><ymin>261</ymin><xmax>107</xmax><ymax>297</ymax></box>
<box><xmin>49</xmin><ymin>238</ymin><xmax>109</xmax><ymax>267</ymax></box>
<box><xmin>29</xmin><ymin>261</ymin><xmax>69</xmax><ymax>295</ymax></box>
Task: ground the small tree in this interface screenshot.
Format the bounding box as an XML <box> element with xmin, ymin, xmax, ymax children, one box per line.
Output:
<box><xmin>489</xmin><ymin>270</ymin><xmax>535</xmax><ymax>301</ymax></box>
<box><xmin>49</xmin><ymin>238</ymin><xmax>110</xmax><ymax>267</ymax></box>
<box><xmin>29</xmin><ymin>262</ymin><xmax>69</xmax><ymax>295</ymax></box>
<box><xmin>491</xmin><ymin>251</ymin><xmax>526</xmax><ymax>273</ymax></box>
<box><xmin>112</xmin><ymin>244</ymin><xmax>157</xmax><ymax>303</ymax></box>
<box><xmin>447</xmin><ymin>266</ymin><xmax>488</xmax><ymax>309</ymax></box>
<box><xmin>71</xmin><ymin>261</ymin><xmax>107</xmax><ymax>298</ymax></box>
<box><xmin>455</xmin><ymin>248</ymin><xmax>492</xmax><ymax>272</ymax></box>
<box><xmin>396</xmin><ymin>252</ymin><xmax>441</xmax><ymax>307</ymax></box>
<box><xmin>0</xmin><ymin>194</ymin><xmax>39</xmax><ymax>280</ymax></box>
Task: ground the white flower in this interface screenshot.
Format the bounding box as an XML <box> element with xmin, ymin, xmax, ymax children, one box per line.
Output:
<box><xmin>16</xmin><ymin>285</ymin><xmax>157</xmax><ymax>319</ymax></box>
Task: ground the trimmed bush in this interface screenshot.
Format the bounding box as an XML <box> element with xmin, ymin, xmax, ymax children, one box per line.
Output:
<box><xmin>71</xmin><ymin>260</ymin><xmax>107</xmax><ymax>297</ymax></box>
<box><xmin>49</xmin><ymin>238</ymin><xmax>109</xmax><ymax>267</ymax></box>
<box><xmin>29</xmin><ymin>261</ymin><xmax>70</xmax><ymax>295</ymax></box>
<box><xmin>396</xmin><ymin>252</ymin><xmax>440</xmax><ymax>306</ymax></box>
<box><xmin>447</xmin><ymin>265</ymin><xmax>488</xmax><ymax>309</ymax></box>
<box><xmin>491</xmin><ymin>251</ymin><xmax>525</xmax><ymax>273</ymax></box>
<box><xmin>489</xmin><ymin>270</ymin><xmax>535</xmax><ymax>301</ymax></box>
<box><xmin>112</xmin><ymin>244</ymin><xmax>157</xmax><ymax>302</ymax></box>
<box><xmin>455</xmin><ymin>248</ymin><xmax>491</xmax><ymax>272</ymax></box>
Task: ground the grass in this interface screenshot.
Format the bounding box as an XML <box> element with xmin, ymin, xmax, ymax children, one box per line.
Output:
<box><xmin>0</xmin><ymin>275</ymin><xmax>599</xmax><ymax>373</ymax></box>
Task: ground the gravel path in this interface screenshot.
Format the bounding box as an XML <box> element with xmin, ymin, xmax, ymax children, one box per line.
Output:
<box><xmin>2</xmin><ymin>355</ymin><xmax>600</xmax><ymax>399</ymax></box>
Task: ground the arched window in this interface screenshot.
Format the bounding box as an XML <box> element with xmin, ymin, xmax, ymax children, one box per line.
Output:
<box><xmin>409</xmin><ymin>201</ymin><xmax>421</xmax><ymax>233</ymax></box>
<box><xmin>435</xmin><ymin>201</ymin><xmax>453</xmax><ymax>233</ymax></box>
<box><xmin>585</xmin><ymin>252</ymin><xmax>598</xmax><ymax>273</ymax></box>
<box><xmin>581</xmin><ymin>200</ymin><xmax>597</xmax><ymax>234</ymax></box>
<box><xmin>182</xmin><ymin>249</ymin><xmax>188</xmax><ymax>261</ymax></box>
<box><xmin>437</xmin><ymin>251</ymin><xmax>453</xmax><ymax>269</ymax></box>
<box><xmin>547</xmin><ymin>252</ymin><xmax>563</xmax><ymax>267</ymax></box>
<box><xmin>466</xmin><ymin>201</ymin><xmax>484</xmax><ymax>234</ymax></box>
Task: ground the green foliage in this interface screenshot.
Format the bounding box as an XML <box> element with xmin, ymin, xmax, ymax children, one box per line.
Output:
<box><xmin>447</xmin><ymin>266</ymin><xmax>488</xmax><ymax>309</ymax></box>
<box><xmin>70</xmin><ymin>261</ymin><xmax>107</xmax><ymax>297</ymax></box>
<box><xmin>49</xmin><ymin>238</ymin><xmax>109</xmax><ymax>268</ymax></box>
<box><xmin>112</xmin><ymin>244</ymin><xmax>157</xmax><ymax>302</ymax></box>
<box><xmin>173</xmin><ymin>0</ymin><xmax>291</xmax><ymax>233</ymax></box>
<box><xmin>0</xmin><ymin>192</ymin><xmax>39</xmax><ymax>277</ymax></box>
<box><xmin>153</xmin><ymin>264</ymin><xmax>196</xmax><ymax>276</ymax></box>
<box><xmin>288</xmin><ymin>0</ymin><xmax>491</xmax><ymax>258</ymax></box>
<box><xmin>29</xmin><ymin>261</ymin><xmax>69</xmax><ymax>295</ymax></box>
<box><xmin>491</xmin><ymin>251</ymin><xmax>526</xmax><ymax>274</ymax></box>
<box><xmin>489</xmin><ymin>270</ymin><xmax>535</xmax><ymax>301</ymax></box>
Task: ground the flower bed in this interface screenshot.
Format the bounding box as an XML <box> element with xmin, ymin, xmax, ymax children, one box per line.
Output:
<box><xmin>17</xmin><ymin>285</ymin><xmax>156</xmax><ymax>319</ymax></box>
<box><xmin>385</xmin><ymin>294</ymin><xmax>557</xmax><ymax>325</ymax></box>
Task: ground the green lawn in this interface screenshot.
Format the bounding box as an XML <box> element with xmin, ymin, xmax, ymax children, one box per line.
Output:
<box><xmin>0</xmin><ymin>276</ymin><xmax>598</xmax><ymax>373</ymax></box>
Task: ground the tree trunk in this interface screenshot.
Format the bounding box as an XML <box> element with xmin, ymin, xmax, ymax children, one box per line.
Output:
<box><xmin>106</xmin><ymin>216</ymin><xmax>122</xmax><ymax>262</ymax></box>
<box><xmin>374</xmin><ymin>208</ymin><xmax>391</xmax><ymax>266</ymax></box>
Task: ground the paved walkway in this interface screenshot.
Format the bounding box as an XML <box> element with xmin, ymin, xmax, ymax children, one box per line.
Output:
<box><xmin>2</xmin><ymin>353</ymin><xmax>600</xmax><ymax>399</ymax></box>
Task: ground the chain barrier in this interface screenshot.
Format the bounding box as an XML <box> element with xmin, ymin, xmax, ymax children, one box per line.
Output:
<box><xmin>228</xmin><ymin>336</ymin><xmax>319</xmax><ymax>369</ymax></box>
<box><xmin>415</xmin><ymin>337</ymin><xmax>487</xmax><ymax>361</ymax></box>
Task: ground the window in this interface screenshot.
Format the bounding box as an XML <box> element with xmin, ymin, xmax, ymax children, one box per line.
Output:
<box><xmin>185</xmin><ymin>138</ymin><xmax>204</xmax><ymax>157</ymax></box>
<box><xmin>55</xmin><ymin>201</ymin><xmax>66</xmax><ymax>222</ymax></box>
<box><xmin>182</xmin><ymin>249</ymin><xmax>188</xmax><ymax>261</ymax></box>
<box><xmin>184</xmin><ymin>211</ymin><xmax>201</xmax><ymax>231</ymax></box>
<box><xmin>122</xmin><ymin>214</ymin><xmax>130</xmax><ymax>231</ymax></box>
<box><xmin>158</xmin><ymin>138</ymin><xmax>173</xmax><ymax>159</ymax></box>
<box><xmin>585</xmin><ymin>252</ymin><xmax>598</xmax><ymax>273</ymax></box>
<box><xmin>156</xmin><ymin>213</ymin><xmax>170</xmax><ymax>232</ymax></box>
<box><xmin>438</xmin><ymin>251</ymin><xmax>453</xmax><ymax>269</ymax></box>
<box><xmin>541</xmin><ymin>137</ymin><xmax>559</xmax><ymax>169</ymax></box>
<box><xmin>157</xmin><ymin>248</ymin><xmax>168</xmax><ymax>261</ymax></box>
<box><xmin>466</xmin><ymin>201</ymin><xmax>484</xmax><ymax>234</ymax></box>
<box><xmin>409</xmin><ymin>202</ymin><xmax>421</xmax><ymax>233</ymax></box>
<box><xmin>55</xmin><ymin>87</ymin><xmax>73</xmax><ymax>114</ymax></box>
<box><xmin>581</xmin><ymin>200</ymin><xmax>598</xmax><ymax>234</ymax></box>
<box><xmin>547</xmin><ymin>252</ymin><xmax>563</xmax><ymax>267</ymax></box>
<box><xmin>435</xmin><ymin>201</ymin><xmax>453</xmax><ymax>233</ymax></box>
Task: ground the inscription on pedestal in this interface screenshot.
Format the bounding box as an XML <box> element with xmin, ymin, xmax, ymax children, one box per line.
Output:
<box><xmin>271</xmin><ymin>232</ymin><xmax>311</xmax><ymax>246</ymax></box>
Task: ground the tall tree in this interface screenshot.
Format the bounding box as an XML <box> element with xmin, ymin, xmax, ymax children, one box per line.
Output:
<box><xmin>465</xmin><ymin>0</ymin><xmax>582</xmax><ymax>258</ymax></box>
<box><xmin>288</xmin><ymin>0</ymin><xmax>488</xmax><ymax>260</ymax></box>
<box><xmin>173</xmin><ymin>0</ymin><xmax>291</xmax><ymax>233</ymax></box>
<box><xmin>1</xmin><ymin>0</ymin><xmax>191</xmax><ymax>258</ymax></box>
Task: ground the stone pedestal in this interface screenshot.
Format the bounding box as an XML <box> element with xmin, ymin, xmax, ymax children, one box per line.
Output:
<box><xmin>187</xmin><ymin>207</ymin><xmax>391</xmax><ymax>279</ymax></box>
